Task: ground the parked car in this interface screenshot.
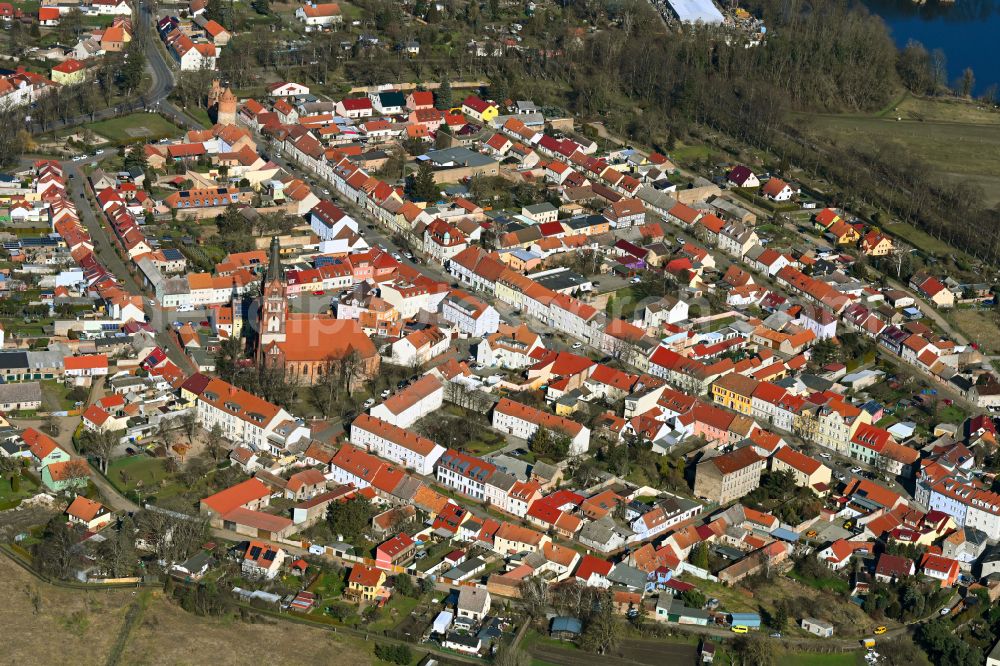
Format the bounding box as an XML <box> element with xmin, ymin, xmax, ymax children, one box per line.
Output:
<box><xmin>380</xmin><ymin>389</ymin><xmax>391</xmax><ymax>398</ymax></box>
<box><xmin>819</xmin><ymin>452</ymin><xmax>831</xmax><ymax>459</ymax></box>
<box><xmin>572</xmin><ymin>342</ymin><xmax>583</xmax><ymax>349</ymax></box>
<box><xmin>363</xmin><ymin>398</ymin><xmax>375</xmax><ymax>409</ymax></box>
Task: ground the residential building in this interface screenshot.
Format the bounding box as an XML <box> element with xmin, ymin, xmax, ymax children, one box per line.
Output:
<box><xmin>350</xmin><ymin>413</ymin><xmax>445</xmax><ymax>475</ymax></box>
<box><xmin>693</xmin><ymin>448</ymin><xmax>765</xmax><ymax>504</ymax></box>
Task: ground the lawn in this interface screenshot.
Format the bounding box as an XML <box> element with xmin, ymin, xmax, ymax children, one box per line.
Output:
<box><xmin>369</xmin><ymin>595</ymin><xmax>419</xmax><ymax>632</ymax></box>
<box><xmin>788</xmin><ymin>570</ymin><xmax>850</xmax><ymax>594</ymax></box>
<box><xmin>937</xmin><ymin>405</ymin><xmax>967</xmax><ymax>425</ymax></box>
<box><xmin>416</xmin><ymin>540</ymin><xmax>459</xmax><ymax>573</ymax></box>
<box><xmin>669</xmin><ymin>142</ymin><xmax>713</xmax><ymax>165</ymax></box>
<box><xmin>465</xmin><ymin>431</ymin><xmax>507</xmax><ymax>455</ymax></box>
<box><xmin>87</xmin><ymin>112</ymin><xmax>183</xmax><ymax>144</ymax></box>
<box><xmin>106</xmin><ymin>455</ymin><xmax>169</xmax><ymax>494</ymax></box>
<box><xmin>40</xmin><ymin>379</ymin><xmax>81</xmax><ymax>411</ymax></box>
<box><xmin>188</xmin><ymin>107</ymin><xmax>212</xmax><ymax>128</ymax></box>
<box><xmin>882</xmin><ymin>220</ymin><xmax>959</xmax><ymax>258</ymax></box>
<box><xmin>0</xmin><ymin>472</ymin><xmax>39</xmax><ymax>510</ymax></box>
<box><xmin>310</xmin><ymin>571</ymin><xmax>347</xmax><ymax>600</ymax></box>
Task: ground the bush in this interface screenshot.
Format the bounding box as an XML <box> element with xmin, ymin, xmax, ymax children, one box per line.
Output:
<box><xmin>373</xmin><ymin>643</ymin><xmax>412</xmax><ymax>664</ymax></box>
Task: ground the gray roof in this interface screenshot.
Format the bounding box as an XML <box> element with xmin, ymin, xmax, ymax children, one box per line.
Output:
<box><xmin>607</xmin><ymin>563</ymin><xmax>648</xmax><ymax>590</ymax></box>
<box><xmin>0</xmin><ymin>381</ymin><xmax>42</xmax><ymax>405</ymax></box>
<box><xmin>0</xmin><ymin>351</ymin><xmax>29</xmax><ymax>370</ymax></box>
<box><xmin>422</xmin><ymin>147</ymin><xmax>497</xmax><ymax>169</ymax></box>
<box><xmin>550</xmin><ymin>616</ymin><xmax>582</xmax><ymax>634</ymax></box>
<box><xmin>457</xmin><ymin>586</ymin><xmax>490</xmax><ymax>614</ymax></box>
<box><xmin>530</xmin><ymin>460</ymin><xmax>557</xmax><ymax>480</ymax></box>
<box><xmin>659</xmin><ymin>597</ymin><xmax>711</xmax><ymax>620</ymax></box>
<box><xmin>488</xmin><ymin>470</ymin><xmax>517</xmax><ymax>493</ymax></box>
<box><xmin>524</xmin><ymin>202</ymin><xmax>557</xmax><ymax>214</ymax></box>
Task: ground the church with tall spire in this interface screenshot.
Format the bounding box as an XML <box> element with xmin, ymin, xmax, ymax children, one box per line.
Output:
<box><xmin>257</xmin><ymin>236</ymin><xmax>287</xmax><ymax>362</ymax></box>
<box><xmin>253</xmin><ymin>236</ymin><xmax>381</xmax><ymax>387</ymax></box>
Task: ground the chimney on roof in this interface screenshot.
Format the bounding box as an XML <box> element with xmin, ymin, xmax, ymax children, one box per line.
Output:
<box><xmin>229</xmin><ymin>386</ymin><xmax>237</xmax><ymax>395</ymax></box>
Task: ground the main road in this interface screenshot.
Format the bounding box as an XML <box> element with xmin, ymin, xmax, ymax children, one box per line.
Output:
<box><xmin>28</xmin><ymin>0</ymin><xmax>194</xmax><ymax>134</ymax></box>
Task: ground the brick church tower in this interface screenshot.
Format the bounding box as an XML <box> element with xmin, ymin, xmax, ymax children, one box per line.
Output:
<box><xmin>208</xmin><ymin>79</ymin><xmax>237</xmax><ymax>126</ymax></box>
<box><xmin>256</xmin><ymin>236</ymin><xmax>287</xmax><ymax>364</ymax></box>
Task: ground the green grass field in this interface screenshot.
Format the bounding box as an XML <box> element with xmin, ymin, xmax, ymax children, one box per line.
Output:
<box><xmin>799</xmin><ymin>95</ymin><xmax>1000</xmax><ymax>207</ymax></box>
<box><xmin>87</xmin><ymin>113</ymin><xmax>184</xmax><ymax>143</ymax></box>
<box><xmin>107</xmin><ymin>455</ymin><xmax>169</xmax><ymax>493</ymax></box>
<box><xmin>0</xmin><ymin>472</ymin><xmax>39</xmax><ymax>510</ymax></box>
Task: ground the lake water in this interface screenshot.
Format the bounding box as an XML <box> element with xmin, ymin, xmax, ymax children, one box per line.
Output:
<box><xmin>864</xmin><ymin>0</ymin><xmax>1000</xmax><ymax>96</ymax></box>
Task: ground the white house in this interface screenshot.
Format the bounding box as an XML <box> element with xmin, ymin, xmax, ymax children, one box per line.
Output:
<box><xmin>350</xmin><ymin>412</ymin><xmax>445</xmax><ymax>475</ymax></box>
<box><xmin>195</xmin><ymin>377</ymin><xmax>308</xmax><ymax>454</ymax></box>
<box><xmin>436</xmin><ymin>449</ymin><xmax>496</xmax><ymax>501</ymax></box>
<box><xmin>391</xmin><ymin>326</ymin><xmax>450</xmax><ymax>367</ymax></box>
<box><xmin>456</xmin><ymin>587</ymin><xmax>491</xmax><ymax>622</ymax></box>
<box><xmin>309</xmin><ymin>199</ymin><xmax>357</xmax><ymax>242</ymax></box>
<box><xmin>441</xmin><ymin>290</ymin><xmax>500</xmax><ymax>337</ymax></box>
<box><xmin>367</xmin><ymin>375</ymin><xmax>444</xmax><ymax>429</ymax></box>
<box><xmin>295</xmin><ymin>2</ymin><xmax>343</xmax><ymax>28</ymax></box>
<box><xmin>492</xmin><ymin>398</ymin><xmax>590</xmax><ymax>456</ymax></box>
<box><xmin>642</xmin><ymin>295</ymin><xmax>689</xmax><ymax>328</ymax></box>
<box><xmin>269</xmin><ymin>81</ymin><xmax>311</xmax><ymax>97</ymax></box>
<box><xmin>242</xmin><ymin>541</ymin><xmax>286</xmax><ymax>580</ymax></box>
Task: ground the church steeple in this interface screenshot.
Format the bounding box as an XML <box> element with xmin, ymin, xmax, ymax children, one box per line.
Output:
<box><xmin>265</xmin><ymin>235</ymin><xmax>283</xmax><ymax>283</ymax></box>
<box><xmin>257</xmin><ymin>236</ymin><xmax>287</xmax><ymax>360</ymax></box>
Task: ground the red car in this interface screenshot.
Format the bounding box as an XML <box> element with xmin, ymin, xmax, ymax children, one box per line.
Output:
<box><xmin>313</xmin><ymin>290</ymin><xmax>325</xmax><ymax>296</ymax></box>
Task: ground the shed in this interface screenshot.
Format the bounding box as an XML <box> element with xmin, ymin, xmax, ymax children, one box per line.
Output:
<box><xmin>549</xmin><ymin>616</ymin><xmax>583</xmax><ymax>639</ymax></box>
<box><xmin>770</xmin><ymin>527</ymin><xmax>799</xmax><ymax>543</ymax></box>
<box><xmin>801</xmin><ymin>617</ymin><xmax>834</xmax><ymax>637</ymax></box>
<box><xmin>729</xmin><ymin>612</ymin><xmax>761</xmax><ymax>629</ymax></box>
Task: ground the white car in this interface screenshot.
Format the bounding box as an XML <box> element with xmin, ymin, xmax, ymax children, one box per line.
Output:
<box><xmin>380</xmin><ymin>389</ymin><xmax>391</xmax><ymax>399</ymax></box>
<box><xmin>851</xmin><ymin>467</ymin><xmax>863</xmax><ymax>474</ymax></box>
<box><xmin>363</xmin><ymin>398</ymin><xmax>375</xmax><ymax>409</ymax></box>
<box><xmin>572</xmin><ymin>342</ymin><xmax>583</xmax><ymax>349</ymax></box>
<box><xmin>819</xmin><ymin>452</ymin><xmax>831</xmax><ymax>459</ymax></box>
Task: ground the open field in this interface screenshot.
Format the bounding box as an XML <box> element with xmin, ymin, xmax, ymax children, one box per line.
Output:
<box><xmin>947</xmin><ymin>308</ymin><xmax>1000</xmax><ymax>354</ymax></box>
<box><xmin>0</xmin><ymin>555</ymin><xmax>136</xmax><ymax>665</ymax></box>
<box><xmin>87</xmin><ymin>113</ymin><xmax>184</xmax><ymax>143</ymax></box>
<box><xmin>0</xmin><ymin>553</ymin><xmax>383</xmax><ymax>665</ymax></box>
<box><xmin>798</xmin><ymin>95</ymin><xmax>1000</xmax><ymax>207</ymax></box>
<box><xmin>121</xmin><ymin>591</ymin><xmax>375</xmax><ymax>666</ymax></box>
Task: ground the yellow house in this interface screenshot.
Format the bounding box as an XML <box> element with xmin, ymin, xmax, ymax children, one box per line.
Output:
<box><xmin>461</xmin><ymin>95</ymin><xmax>499</xmax><ymax>124</ymax></box>
<box><xmin>861</xmin><ymin>231</ymin><xmax>894</xmax><ymax>257</ymax></box>
<box><xmin>555</xmin><ymin>398</ymin><xmax>579</xmax><ymax>416</ymax></box>
<box><xmin>347</xmin><ymin>564</ymin><xmax>387</xmax><ymax>602</ymax></box>
<box><xmin>828</xmin><ymin>219</ymin><xmax>860</xmax><ymax>245</ymax></box>
<box><xmin>712</xmin><ymin>373</ymin><xmax>757</xmax><ymax>416</ymax></box>
<box><xmin>803</xmin><ymin>399</ymin><xmax>872</xmax><ymax>455</ymax></box>
<box><xmin>51</xmin><ymin>59</ymin><xmax>87</xmax><ymax>85</ymax></box>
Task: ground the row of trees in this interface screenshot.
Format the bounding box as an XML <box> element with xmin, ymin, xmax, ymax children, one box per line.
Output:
<box><xmin>33</xmin><ymin>507</ymin><xmax>210</xmax><ymax>581</ymax></box>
